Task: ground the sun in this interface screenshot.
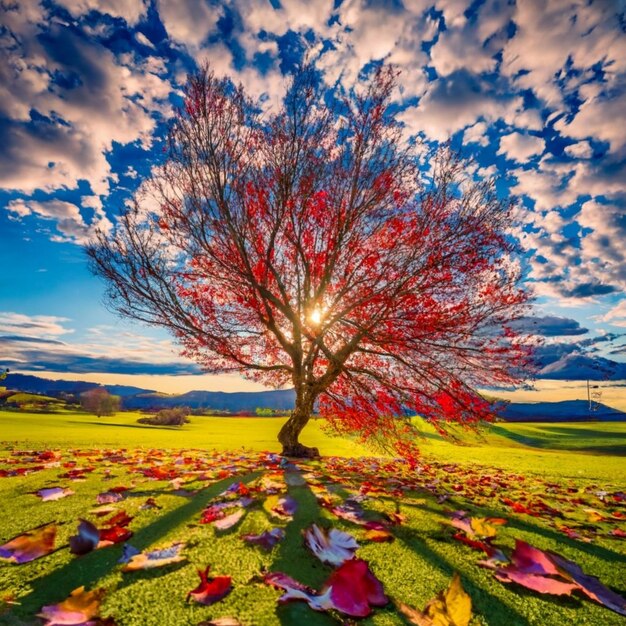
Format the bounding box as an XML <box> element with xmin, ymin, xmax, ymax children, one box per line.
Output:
<box><xmin>309</xmin><ymin>307</ymin><xmax>323</xmax><ymax>326</ymax></box>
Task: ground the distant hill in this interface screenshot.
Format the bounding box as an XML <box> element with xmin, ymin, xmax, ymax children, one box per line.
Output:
<box><xmin>122</xmin><ymin>389</ymin><xmax>296</xmax><ymax>412</ymax></box>
<box><xmin>4</xmin><ymin>373</ymin><xmax>625</xmax><ymax>420</ymax></box>
<box><xmin>3</xmin><ymin>373</ymin><xmax>154</xmax><ymax>397</ymax></box>
<box><xmin>3</xmin><ymin>373</ymin><xmax>295</xmax><ymax>412</ymax></box>
<box><xmin>497</xmin><ymin>399</ymin><xmax>626</xmax><ymax>422</ymax></box>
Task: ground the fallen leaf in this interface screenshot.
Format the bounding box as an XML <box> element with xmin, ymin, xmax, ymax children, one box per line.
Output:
<box><xmin>549</xmin><ymin>550</ymin><xmax>626</xmax><ymax>616</ymax></box>
<box><xmin>303</xmin><ymin>524</ymin><xmax>359</xmax><ymax>566</ymax></box>
<box><xmin>35</xmin><ymin>487</ymin><xmax>74</xmax><ymax>502</ymax></box>
<box><xmin>265</xmin><ymin>558</ymin><xmax>387</xmax><ymax>618</ymax></box>
<box><xmin>397</xmin><ymin>572</ymin><xmax>472</xmax><ymax>626</ymax></box>
<box><xmin>187</xmin><ymin>567</ymin><xmax>232</xmax><ymax>606</ymax></box>
<box><xmin>122</xmin><ymin>542</ymin><xmax>186</xmax><ymax>571</ymax></box>
<box><xmin>264</xmin><ymin>495</ymin><xmax>297</xmax><ymax>519</ymax></box>
<box><xmin>0</xmin><ymin>523</ymin><xmax>57</xmax><ymax>564</ymax></box>
<box><xmin>241</xmin><ymin>528</ymin><xmax>285</xmax><ymax>550</ymax></box>
<box><xmin>69</xmin><ymin>520</ymin><xmax>100</xmax><ymax>555</ymax></box>
<box><xmin>494</xmin><ymin>569</ymin><xmax>578</xmax><ymax>596</ymax></box>
<box><xmin>508</xmin><ymin>540</ymin><xmax>560</xmax><ymax>576</ymax></box>
<box><xmin>38</xmin><ymin>586</ymin><xmax>106</xmax><ymax>625</ymax></box>
<box><xmin>214</xmin><ymin>510</ymin><xmax>245</xmax><ymax>531</ymax></box>
<box><xmin>365</xmin><ymin>528</ymin><xmax>394</xmax><ymax>542</ymax></box>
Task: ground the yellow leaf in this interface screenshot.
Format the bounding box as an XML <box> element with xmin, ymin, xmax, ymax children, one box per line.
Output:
<box><xmin>38</xmin><ymin>586</ymin><xmax>105</xmax><ymax>624</ymax></box>
<box><xmin>425</xmin><ymin>573</ymin><xmax>472</xmax><ymax>626</ymax></box>
<box><xmin>396</xmin><ymin>573</ymin><xmax>471</xmax><ymax>626</ymax></box>
<box><xmin>469</xmin><ymin>517</ymin><xmax>497</xmax><ymax>538</ymax></box>
<box><xmin>263</xmin><ymin>495</ymin><xmax>279</xmax><ymax>517</ymax></box>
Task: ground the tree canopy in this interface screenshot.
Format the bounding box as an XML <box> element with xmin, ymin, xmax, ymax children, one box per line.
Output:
<box><xmin>88</xmin><ymin>64</ymin><xmax>531</xmax><ymax>458</ymax></box>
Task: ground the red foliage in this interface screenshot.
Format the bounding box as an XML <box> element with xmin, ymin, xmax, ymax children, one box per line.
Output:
<box><xmin>89</xmin><ymin>63</ymin><xmax>534</xmax><ymax>457</ymax></box>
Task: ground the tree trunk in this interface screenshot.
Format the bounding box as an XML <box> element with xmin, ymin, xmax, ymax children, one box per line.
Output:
<box><xmin>278</xmin><ymin>392</ymin><xmax>320</xmax><ymax>458</ymax></box>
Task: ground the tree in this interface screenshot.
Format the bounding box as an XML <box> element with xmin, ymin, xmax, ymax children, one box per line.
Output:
<box><xmin>80</xmin><ymin>388</ymin><xmax>120</xmax><ymax>418</ymax></box>
<box><xmin>88</xmin><ymin>64</ymin><xmax>531</xmax><ymax>459</ymax></box>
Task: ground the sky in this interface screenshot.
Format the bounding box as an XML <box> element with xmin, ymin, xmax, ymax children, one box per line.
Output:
<box><xmin>0</xmin><ymin>0</ymin><xmax>625</xmax><ymax>394</ymax></box>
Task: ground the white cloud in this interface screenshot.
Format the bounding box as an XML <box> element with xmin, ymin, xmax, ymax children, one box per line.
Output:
<box><xmin>54</xmin><ymin>0</ymin><xmax>148</xmax><ymax>25</ymax></box>
<box><xmin>156</xmin><ymin>0</ymin><xmax>221</xmax><ymax>48</ymax></box>
<box><xmin>6</xmin><ymin>199</ymin><xmax>112</xmax><ymax>245</ymax></box>
<box><xmin>0</xmin><ymin>312</ymin><xmax>72</xmax><ymax>338</ymax></box>
<box><xmin>463</xmin><ymin>121</ymin><xmax>489</xmax><ymax>146</ymax></box>
<box><xmin>501</xmin><ymin>0</ymin><xmax>625</xmax><ymax>107</ymax></box>
<box><xmin>557</xmin><ymin>89</ymin><xmax>626</xmax><ymax>155</ymax></box>
<box><xmin>400</xmin><ymin>71</ymin><xmax>516</xmax><ymax>141</ymax></box>
<box><xmin>602</xmin><ymin>300</ymin><xmax>626</xmax><ymax>328</ymax></box>
<box><xmin>0</xmin><ymin>4</ymin><xmax>172</xmax><ymax>197</ymax></box>
<box><xmin>498</xmin><ymin>132</ymin><xmax>545</xmax><ymax>162</ymax></box>
<box><xmin>564</xmin><ymin>141</ymin><xmax>593</xmax><ymax>159</ymax></box>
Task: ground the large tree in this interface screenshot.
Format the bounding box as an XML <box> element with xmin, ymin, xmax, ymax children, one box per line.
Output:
<box><xmin>88</xmin><ymin>65</ymin><xmax>530</xmax><ymax>459</ymax></box>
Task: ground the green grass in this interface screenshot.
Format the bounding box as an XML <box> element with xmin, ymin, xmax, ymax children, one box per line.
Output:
<box><xmin>0</xmin><ymin>409</ymin><xmax>373</xmax><ymax>458</ymax></box>
<box><xmin>0</xmin><ymin>409</ymin><xmax>625</xmax><ymax>626</ymax></box>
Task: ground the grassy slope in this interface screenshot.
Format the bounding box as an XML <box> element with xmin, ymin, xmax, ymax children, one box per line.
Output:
<box><xmin>0</xmin><ymin>410</ymin><xmax>625</xmax><ymax>626</ymax></box>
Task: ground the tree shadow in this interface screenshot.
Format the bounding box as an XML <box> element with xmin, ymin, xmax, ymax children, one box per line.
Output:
<box><xmin>10</xmin><ymin>472</ymin><xmax>260</xmax><ymax>619</ymax></box>
<box><xmin>399</xmin><ymin>497</ymin><xmax>626</xmax><ymax>565</ymax></box>
<box><xmin>66</xmin><ymin>421</ymin><xmax>185</xmax><ymax>431</ymax></box>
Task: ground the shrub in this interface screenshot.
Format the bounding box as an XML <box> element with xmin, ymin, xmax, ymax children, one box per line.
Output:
<box><xmin>138</xmin><ymin>407</ymin><xmax>190</xmax><ymax>426</ymax></box>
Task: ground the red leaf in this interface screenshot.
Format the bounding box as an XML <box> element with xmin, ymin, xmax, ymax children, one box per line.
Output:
<box><xmin>495</xmin><ymin>570</ymin><xmax>578</xmax><ymax>596</ymax></box>
<box><xmin>327</xmin><ymin>558</ymin><xmax>388</xmax><ymax>617</ymax></box>
<box><xmin>187</xmin><ymin>566</ymin><xmax>232</xmax><ymax>606</ymax></box>
<box><xmin>548</xmin><ymin>551</ymin><xmax>626</xmax><ymax>616</ymax></box>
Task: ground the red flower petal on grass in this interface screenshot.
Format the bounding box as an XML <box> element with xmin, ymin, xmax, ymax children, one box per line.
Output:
<box><xmin>187</xmin><ymin>566</ymin><xmax>232</xmax><ymax>606</ymax></box>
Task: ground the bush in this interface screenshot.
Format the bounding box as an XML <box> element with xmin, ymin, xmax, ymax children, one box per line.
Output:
<box><xmin>138</xmin><ymin>407</ymin><xmax>190</xmax><ymax>426</ymax></box>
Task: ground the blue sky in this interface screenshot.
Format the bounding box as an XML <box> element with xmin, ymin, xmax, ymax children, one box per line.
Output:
<box><xmin>1</xmin><ymin>0</ymin><xmax>625</xmax><ymax>393</ymax></box>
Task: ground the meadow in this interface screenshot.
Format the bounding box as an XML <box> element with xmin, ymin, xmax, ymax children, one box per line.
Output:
<box><xmin>0</xmin><ymin>409</ymin><xmax>625</xmax><ymax>625</ymax></box>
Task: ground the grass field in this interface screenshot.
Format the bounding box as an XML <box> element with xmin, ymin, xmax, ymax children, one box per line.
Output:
<box><xmin>1</xmin><ymin>409</ymin><xmax>625</xmax><ymax>625</ymax></box>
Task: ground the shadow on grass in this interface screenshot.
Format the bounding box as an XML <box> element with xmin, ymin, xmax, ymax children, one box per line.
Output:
<box><xmin>267</xmin><ymin>468</ymin><xmax>337</xmax><ymax>626</ymax></box>
<box><xmin>490</xmin><ymin>425</ymin><xmax>626</xmax><ymax>456</ymax></box>
<box><xmin>11</xmin><ymin>472</ymin><xmax>260</xmax><ymax>618</ymax></box>
<box><xmin>265</xmin><ymin>466</ymin><xmax>538</xmax><ymax>626</ymax></box>
<box><xmin>66</xmin><ymin>421</ymin><xmax>185</xmax><ymax>431</ymax></box>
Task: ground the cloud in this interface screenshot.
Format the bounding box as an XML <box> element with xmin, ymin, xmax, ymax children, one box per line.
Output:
<box><xmin>498</xmin><ymin>132</ymin><xmax>545</xmax><ymax>162</ymax></box>
<box><xmin>0</xmin><ymin>4</ymin><xmax>172</xmax><ymax>197</ymax></box>
<box><xmin>0</xmin><ymin>312</ymin><xmax>73</xmax><ymax>338</ymax></box>
<box><xmin>510</xmin><ymin>316</ymin><xmax>589</xmax><ymax>337</ymax></box>
<box><xmin>557</xmin><ymin>83</ymin><xmax>626</xmax><ymax>155</ymax></box>
<box><xmin>3</xmin><ymin>351</ymin><xmax>201</xmax><ymax>375</ymax></box>
<box><xmin>564</xmin><ymin>141</ymin><xmax>593</xmax><ymax>159</ymax></box>
<box><xmin>0</xmin><ymin>313</ymin><xmax>201</xmax><ymax>375</ymax></box>
<box><xmin>6</xmin><ymin>199</ymin><xmax>112</xmax><ymax>245</ymax></box>
<box><xmin>156</xmin><ymin>0</ymin><xmax>222</xmax><ymax>48</ymax></box>
<box><xmin>501</xmin><ymin>0</ymin><xmax>625</xmax><ymax>107</ymax></box>
<box><xmin>400</xmin><ymin>70</ymin><xmax>515</xmax><ymax>141</ymax></box>
<box><xmin>463</xmin><ymin>121</ymin><xmax>489</xmax><ymax>146</ymax></box>
<box><xmin>602</xmin><ymin>300</ymin><xmax>626</xmax><ymax>328</ymax></box>
<box><xmin>54</xmin><ymin>0</ymin><xmax>148</xmax><ymax>25</ymax></box>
